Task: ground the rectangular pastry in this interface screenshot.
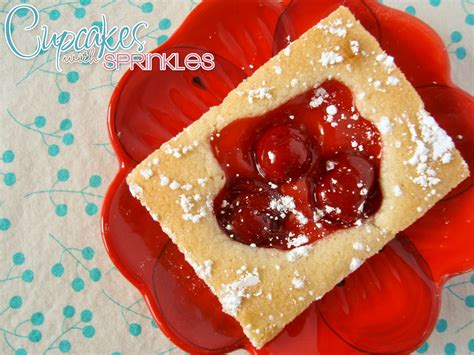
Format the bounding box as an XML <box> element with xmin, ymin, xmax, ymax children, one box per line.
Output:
<box><xmin>127</xmin><ymin>6</ymin><xmax>469</xmax><ymax>348</ymax></box>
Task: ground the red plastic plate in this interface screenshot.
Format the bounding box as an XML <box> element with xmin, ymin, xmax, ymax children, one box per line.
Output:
<box><xmin>102</xmin><ymin>0</ymin><xmax>474</xmax><ymax>353</ymax></box>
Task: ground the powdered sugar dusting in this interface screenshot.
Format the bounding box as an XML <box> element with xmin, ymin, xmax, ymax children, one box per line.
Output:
<box><xmin>386</xmin><ymin>76</ymin><xmax>400</xmax><ymax>86</ymax></box>
<box><xmin>244</xmin><ymin>87</ymin><xmax>273</xmax><ymax>104</ymax></box>
<box><xmin>392</xmin><ymin>185</ymin><xmax>403</xmax><ymax>197</ymax></box>
<box><xmin>406</xmin><ymin>109</ymin><xmax>455</xmax><ymax>188</ymax></box>
<box><xmin>268</xmin><ymin>151</ymin><xmax>276</xmax><ymax>164</ymax></box>
<box><xmin>159</xmin><ymin>175</ymin><xmax>170</xmax><ymax>186</ymax></box>
<box><xmin>270</xmin><ymin>195</ymin><xmax>296</xmax><ymax>216</ymax></box>
<box><xmin>269</xmin><ymin>195</ymin><xmax>308</xmax><ymax>226</ymax></box>
<box><xmin>287</xmin><ymin>234</ymin><xmax>309</xmax><ymax>248</ymax></box>
<box><xmin>169</xmin><ymin>180</ymin><xmax>181</xmax><ymax>190</ymax></box>
<box><xmin>418</xmin><ymin>110</ymin><xmax>454</xmax><ymax>163</ymax></box>
<box><xmin>309</xmin><ymin>87</ymin><xmax>329</xmax><ymax>108</ymax></box>
<box><xmin>129</xmin><ymin>183</ymin><xmax>143</xmax><ymax>198</ymax></box>
<box><xmin>221</xmin><ymin>269</ymin><xmax>260</xmax><ymax>316</ymax></box>
<box><xmin>350</xmin><ymin>40</ymin><xmax>359</xmax><ymax>55</ymax></box>
<box><xmin>349</xmin><ymin>258</ymin><xmax>362</xmax><ymax>271</ymax></box>
<box><xmin>273</xmin><ymin>65</ymin><xmax>282</xmax><ymax>75</ymax></box>
<box><xmin>375</xmin><ymin>52</ymin><xmax>395</xmax><ymax>72</ymax></box>
<box><xmin>378</xmin><ymin>116</ymin><xmax>392</xmax><ymax>135</ymax></box>
<box><xmin>188</xmin><ymin>258</ymin><xmax>213</xmax><ymax>280</ymax></box>
<box><xmin>316</xmin><ymin>18</ymin><xmax>352</xmax><ymax>38</ymax></box>
<box><xmin>292</xmin><ymin>277</ymin><xmax>305</xmax><ymax>289</ymax></box>
<box><xmin>326</xmin><ymin>105</ymin><xmax>338</xmax><ymax>115</ymax></box>
<box><xmin>140</xmin><ymin>168</ymin><xmax>153</xmax><ymax>180</ymax></box>
<box><xmin>319</xmin><ymin>50</ymin><xmax>344</xmax><ymax>67</ymax></box>
<box><xmin>178</xmin><ymin>192</ymin><xmax>213</xmax><ymax>223</ymax></box>
<box><xmin>287</xmin><ymin>245</ymin><xmax>312</xmax><ymax>262</ymax></box>
<box><xmin>352</xmin><ymin>241</ymin><xmax>365</xmax><ymax>251</ymax></box>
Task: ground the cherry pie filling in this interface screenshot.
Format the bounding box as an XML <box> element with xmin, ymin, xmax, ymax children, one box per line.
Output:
<box><xmin>211</xmin><ymin>80</ymin><xmax>382</xmax><ymax>250</ymax></box>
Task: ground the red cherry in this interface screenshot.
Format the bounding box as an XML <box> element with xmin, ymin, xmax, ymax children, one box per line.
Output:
<box><xmin>315</xmin><ymin>154</ymin><xmax>375</xmax><ymax>225</ymax></box>
<box><xmin>255</xmin><ymin>124</ymin><xmax>316</xmax><ymax>182</ymax></box>
<box><xmin>228</xmin><ymin>192</ymin><xmax>283</xmax><ymax>246</ymax></box>
<box><xmin>215</xmin><ymin>179</ymin><xmax>284</xmax><ymax>246</ymax></box>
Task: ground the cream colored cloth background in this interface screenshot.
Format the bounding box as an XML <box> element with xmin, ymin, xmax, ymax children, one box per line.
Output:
<box><xmin>0</xmin><ymin>0</ymin><xmax>472</xmax><ymax>354</ymax></box>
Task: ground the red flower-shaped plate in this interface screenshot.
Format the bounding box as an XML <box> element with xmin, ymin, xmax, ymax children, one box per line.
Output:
<box><xmin>101</xmin><ymin>0</ymin><xmax>474</xmax><ymax>353</ymax></box>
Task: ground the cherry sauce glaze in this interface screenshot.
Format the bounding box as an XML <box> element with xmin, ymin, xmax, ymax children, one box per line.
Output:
<box><xmin>211</xmin><ymin>80</ymin><xmax>382</xmax><ymax>249</ymax></box>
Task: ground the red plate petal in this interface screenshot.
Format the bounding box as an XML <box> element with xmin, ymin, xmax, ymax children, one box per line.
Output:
<box><xmin>102</xmin><ymin>172</ymin><xmax>168</xmax><ymax>284</ymax></box>
<box><xmin>113</xmin><ymin>48</ymin><xmax>246</xmax><ymax>162</ymax></box>
<box><xmin>404</xmin><ymin>189</ymin><xmax>474</xmax><ymax>285</ymax></box>
<box><xmin>152</xmin><ymin>241</ymin><xmax>245</xmax><ymax>352</ymax></box>
<box><xmin>103</xmin><ymin>0</ymin><xmax>472</xmax><ymax>353</ymax></box>
<box><xmin>416</xmin><ymin>85</ymin><xmax>474</xmax><ymax>199</ymax></box>
<box><xmin>404</xmin><ymin>85</ymin><xmax>474</xmax><ymax>283</ymax></box>
<box><xmin>273</xmin><ymin>0</ymin><xmax>380</xmax><ymax>53</ymax></box>
<box><xmin>167</xmin><ymin>0</ymin><xmax>285</xmax><ymax>73</ymax></box>
<box><xmin>372</xmin><ymin>4</ymin><xmax>451</xmax><ymax>87</ymax></box>
<box><xmin>253</xmin><ymin>304</ymin><xmax>361</xmax><ymax>354</ymax></box>
<box><xmin>317</xmin><ymin>236</ymin><xmax>439</xmax><ymax>353</ymax></box>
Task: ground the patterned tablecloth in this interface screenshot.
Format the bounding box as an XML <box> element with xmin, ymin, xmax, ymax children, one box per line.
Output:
<box><xmin>0</xmin><ymin>0</ymin><xmax>472</xmax><ymax>354</ymax></box>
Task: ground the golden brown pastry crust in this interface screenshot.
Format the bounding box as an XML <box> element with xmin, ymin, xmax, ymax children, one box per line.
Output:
<box><xmin>127</xmin><ymin>6</ymin><xmax>469</xmax><ymax>348</ymax></box>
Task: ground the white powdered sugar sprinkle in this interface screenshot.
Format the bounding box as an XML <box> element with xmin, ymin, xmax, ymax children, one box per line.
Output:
<box><xmin>178</xmin><ymin>194</ymin><xmax>194</xmax><ymax>213</ymax></box>
<box><xmin>378</xmin><ymin>116</ymin><xmax>392</xmax><ymax>135</ymax></box>
<box><xmin>309</xmin><ymin>87</ymin><xmax>329</xmax><ymax>108</ymax></box>
<box><xmin>163</xmin><ymin>142</ymin><xmax>198</xmax><ymax>158</ymax></box>
<box><xmin>352</xmin><ymin>241</ymin><xmax>365</xmax><ymax>251</ymax></box>
<box><xmin>349</xmin><ymin>258</ymin><xmax>362</xmax><ymax>271</ymax></box>
<box><xmin>188</xmin><ymin>258</ymin><xmax>213</xmax><ymax>280</ymax></box>
<box><xmin>375</xmin><ymin>52</ymin><xmax>395</xmax><ymax>72</ymax></box>
<box><xmin>406</xmin><ymin>109</ymin><xmax>455</xmax><ymax>188</ymax></box>
<box><xmin>140</xmin><ymin>168</ymin><xmax>153</xmax><ymax>180</ymax></box>
<box><xmin>316</xmin><ymin>18</ymin><xmax>351</xmax><ymax>38</ymax></box>
<box><xmin>164</xmin><ymin>144</ymin><xmax>181</xmax><ymax>158</ymax></box>
<box><xmin>386</xmin><ymin>76</ymin><xmax>400</xmax><ymax>86</ymax></box>
<box><xmin>319</xmin><ymin>51</ymin><xmax>344</xmax><ymax>67</ymax></box>
<box><xmin>181</xmin><ymin>194</ymin><xmax>213</xmax><ymax>223</ymax></box>
<box><xmin>292</xmin><ymin>277</ymin><xmax>305</xmax><ymax>289</ymax></box>
<box><xmin>129</xmin><ymin>183</ymin><xmax>143</xmax><ymax>198</ymax></box>
<box><xmin>159</xmin><ymin>174</ymin><xmax>170</xmax><ymax>186</ymax></box>
<box><xmin>294</xmin><ymin>211</ymin><xmax>308</xmax><ymax>225</ymax></box>
<box><xmin>244</xmin><ymin>87</ymin><xmax>273</xmax><ymax>104</ymax></box>
<box><xmin>270</xmin><ymin>195</ymin><xmax>296</xmax><ymax>216</ymax></box>
<box><xmin>350</xmin><ymin>40</ymin><xmax>359</xmax><ymax>55</ymax></box>
<box><xmin>197</xmin><ymin>177</ymin><xmax>208</xmax><ymax>187</ymax></box>
<box><xmin>418</xmin><ymin>110</ymin><xmax>455</xmax><ymax>163</ymax></box>
<box><xmin>269</xmin><ymin>195</ymin><xmax>308</xmax><ymax>225</ymax></box>
<box><xmin>287</xmin><ymin>234</ymin><xmax>309</xmax><ymax>248</ymax></box>
<box><xmin>326</xmin><ymin>105</ymin><xmax>338</xmax><ymax>115</ymax></box>
<box><xmin>287</xmin><ymin>245</ymin><xmax>312</xmax><ymax>262</ymax></box>
<box><xmin>268</xmin><ymin>151</ymin><xmax>276</xmax><ymax>164</ymax></box>
<box><xmin>181</xmin><ymin>183</ymin><xmax>193</xmax><ymax>191</ymax></box>
<box><xmin>220</xmin><ymin>269</ymin><xmax>260</xmax><ymax>316</ymax></box>
<box><xmin>392</xmin><ymin>185</ymin><xmax>403</xmax><ymax>197</ymax></box>
<box><xmin>169</xmin><ymin>180</ymin><xmax>181</xmax><ymax>190</ymax></box>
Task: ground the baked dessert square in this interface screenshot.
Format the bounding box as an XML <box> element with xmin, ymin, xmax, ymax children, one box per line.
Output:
<box><xmin>127</xmin><ymin>6</ymin><xmax>469</xmax><ymax>348</ymax></box>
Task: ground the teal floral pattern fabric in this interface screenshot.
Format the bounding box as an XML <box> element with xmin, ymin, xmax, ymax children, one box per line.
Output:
<box><xmin>0</xmin><ymin>0</ymin><xmax>472</xmax><ymax>354</ymax></box>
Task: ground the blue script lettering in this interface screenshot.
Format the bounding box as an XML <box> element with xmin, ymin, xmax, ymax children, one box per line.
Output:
<box><xmin>4</xmin><ymin>4</ymin><xmax>148</xmax><ymax>72</ymax></box>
